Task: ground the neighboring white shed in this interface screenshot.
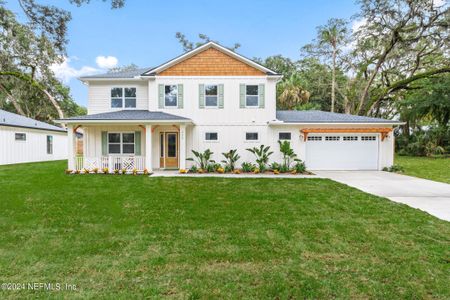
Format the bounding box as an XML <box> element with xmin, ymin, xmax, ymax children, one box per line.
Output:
<box><xmin>0</xmin><ymin>109</ymin><xmax>67</xmax><ymax>165</ymax></box>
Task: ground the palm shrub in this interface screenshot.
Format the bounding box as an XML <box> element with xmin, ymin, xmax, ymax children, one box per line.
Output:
<box><xmin>246</xmin><ymin>145</ymin><xmax>273</xmax><ymax>172</ymax></box>
<box><xmin>293</xmin><ymin>160</ymin><xmax>306</xmax><ymax>173</ymax></box>
<box><xmin>270</xmin><ymin>162</ymin><xmax>280</xmax><ymax>171</ymax></box>
<box><xmin>221</xmin><ymin>149</ymin><xmax>241</xmax><ymax>171</ymax></box>
<box><xmin>241</xmin><ymin>162</ymin><xmax>256</xmax><ymax>173</ymax></box>
<box><xmin>187</xmin><ymin>149</ymin><xmax>214</xmax><ymax>170</ymax></box>
<box><xmin>278</xmin><ymin>140</ymin><xmax>299</xmax><ymax>171</ymax></box>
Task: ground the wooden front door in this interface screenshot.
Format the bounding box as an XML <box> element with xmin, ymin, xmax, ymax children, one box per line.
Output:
<box><xmin>159</xmin><ymin>132</ymin><xmax>179</xmax><ymax>169</ymax></box>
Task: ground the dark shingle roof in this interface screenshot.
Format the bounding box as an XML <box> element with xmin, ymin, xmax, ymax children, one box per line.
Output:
<box><xmin>80</xmin><ymin>67</ymin><xmax>151</xmax><ymax>79</ymax></box>
<box><xmin>276</xmin><ymin>110</ymin><xmax>401</xmax><ymax>124</ymax></box>
<box><xmin>60</xmin><ymin>110</ymin><xmax>190</xmax><ymax>121</ymax></box>
<box><xmin>0</xmin><ymin>109</ymin><xmax>66</xmax><ymax>132</ymax></box>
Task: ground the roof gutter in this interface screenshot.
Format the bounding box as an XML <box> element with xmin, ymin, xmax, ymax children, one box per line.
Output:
<box><xmin>268</xmin><ymin>121</ymin><xmax>405</xmax><ymax>126</ymax></box>
<box><xmin>55</xmin><ymin>119</ymin><xmax>193</xmax><ymax>125</ymax></box>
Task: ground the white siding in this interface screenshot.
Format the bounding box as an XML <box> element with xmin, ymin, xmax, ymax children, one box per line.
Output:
<box><xmin>0</xmin><ymin>126</ymin><xmax>67</xmax><ymax>165</ymax></box>
<box><xmin>87</xmin><ymin>81</ymin><xmax>148</xmax><ymax>114</ymax></box>
<box><xmin>149</xmin><ymin>76</ymin><xmax>278</xmax><ymax>124</ymax></box>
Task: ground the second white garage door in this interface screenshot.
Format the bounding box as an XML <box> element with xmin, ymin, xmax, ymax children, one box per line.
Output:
<box><xmin>305</xmin><ymin>134</ymin><xmax>379</xmax><ymax>170</ymax></box>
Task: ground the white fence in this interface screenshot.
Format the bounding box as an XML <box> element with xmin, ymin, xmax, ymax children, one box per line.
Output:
<box><xmin>75</xmin><ymin>156</ymin><xmax>145</xmax><ymax>172</ymax></box>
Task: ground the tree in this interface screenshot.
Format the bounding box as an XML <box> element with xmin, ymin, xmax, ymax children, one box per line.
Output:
<box><xmin>351</xmin><ymin>0</ymin><xmax>449</xmax><ymax>115</ymax></box>
<box><xmin>277</xmin><ymin>74</ymin><xmax>310</xmax><ymax>110</ymax></box>
<box><xmin>302</xmin><ymin>18</ymin><xmax>348</xmax><ymax>112</ymax></box>
<box><xmin>175</xmin><ymin>32</ymin><xmax>241</xmax><ymax>52</ymax></box>
<box><xmin>255</xmin><ymin>55</ymin><xmax>297</xmax><ymax>78</ymax></box>
<box><xmin>108</xmin><ymin>63</ymin><xmax>140</xmax><ymax>73</ymax></box>
<box><xmin>1</xmin><ymin>1</ymin><xmax>124</xmax><ymax>122</ymax></box>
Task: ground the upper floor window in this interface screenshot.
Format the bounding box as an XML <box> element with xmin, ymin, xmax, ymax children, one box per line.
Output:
<box><xmin>47</xmin><ymin>135</ymin><xmax>53</xmax><ymax>154</ymax></box>
<box><xmin>246</xmin><ymin>85</ymin><xmax>259</xmax><ymax>107</ymax></box>
<box><xmin>205</xmin><ymin>85</ymin><xmax>218</xmax><ymax>107</ymax></box>
<box><xmin>165</xmin><ymin>85</ymin><xmax>178</xmax><ymax>107</ymax></box>
<box><xmin>15</xmin><ymin>133</ymin><xmax>26</xmax><ymax>141</ymax></box>
<box><xmin>111</xmin><ymin>87</ymin><xmax>136</xmax><ymax>108</ymax></box>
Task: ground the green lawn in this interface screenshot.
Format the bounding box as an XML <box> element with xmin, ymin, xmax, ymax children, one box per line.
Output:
<box><xmin>395</xmin><ymin>155</ymin><xmax>450</xmax><ymax>184</ymax></box>
<box><xmin>1</xmin><ymin>161</ymin><xmax>449</xmax><ymax>299</ymax></box>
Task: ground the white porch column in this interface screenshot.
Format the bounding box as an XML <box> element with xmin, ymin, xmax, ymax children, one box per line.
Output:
<box><xmin>145</xmin><ymin>125</ymin><xmax>152</xmax><ymax>171</ymax></box>
<box><xmin>179</xmin><ymin>124</ymin><xmax>186</xmax><ymax>170</ymax></box>
<box><xmin>67</xmin><ymin>124</ymin><xmax>75</xmax><ymax>170</ymax></box>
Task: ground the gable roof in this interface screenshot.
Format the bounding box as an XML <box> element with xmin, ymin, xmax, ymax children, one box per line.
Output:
<box><xmin>275</xmin><ymin>110</ymin><xmax>402</xmax><ymax>124</ymax></box>
<box><xmin>80</xmin><ymin>42</ymin><xmax>280</xmax><ymax>81</ymax></box>
<box><xmin>0</xmin><ymin>109</ymin><xmax>66</xmax><ymax>132</ymax></box>
<box><xmin>58</xmin><ymin>110</ymin><xmax>191</xmax><ymax>123</ymax></box>
<box><xmin>142</xmin><ymin>42</ymin><xmax>280</xmax><ymax>76</ymax></box>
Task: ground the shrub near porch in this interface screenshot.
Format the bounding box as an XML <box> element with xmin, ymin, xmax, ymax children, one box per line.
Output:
<box><xmin>1</xmin><ymin>161</ymin><xmax>449</xmax><ymax>299</ymax></box>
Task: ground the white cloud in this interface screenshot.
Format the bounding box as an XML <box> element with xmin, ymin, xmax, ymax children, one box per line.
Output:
<box><xmin>95</xmin><ymin>56</ymin><xmax>118</xmax><ymax>69</ymax></box>
<box><xmin>51</xmin><ymin>57</ymin><xmax>100</xmax><ymax>83</ymax></box>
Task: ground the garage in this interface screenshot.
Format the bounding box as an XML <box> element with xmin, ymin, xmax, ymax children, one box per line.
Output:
<box><xmin>305</xmin><ymin>134</ymin><xmax>379</xmax><ymax>170</ymax></box>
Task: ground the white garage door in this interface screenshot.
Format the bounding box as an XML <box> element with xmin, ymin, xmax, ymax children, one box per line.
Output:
<box><xmin>305</xmin><ymin>134</ymin><xmax>379</xmax><ymax>170</ymax></box>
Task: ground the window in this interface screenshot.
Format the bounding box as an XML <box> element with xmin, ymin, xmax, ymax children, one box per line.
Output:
<box><xmin>111</xmin><ymin>87</ymin><xmax>136</xmax><ymax>108</ymax></box>
<box><xmin>307</xmin><ymin>136</ymin><xmax>322</xmax><ymax>141</ymax></box>
<box><xmin>245</xmin><ymin>132</ymin><xmax>259</xmax><ymax>141</ymax></box>
<box><xmin>122</xmin><ymin>133</ymin><xmax>135</xmax><ymax>154</ymax></box>
<box><xmin>165</xmin><ymin>85</ymin><xmax>178</xmax><ymax>107</ymax></box>
<box><xmin>325</xmin><ymin>136</ymin><xmax>340</xmax><ymax>141</ymax></box>
<box><xmin>47</xmin><ymin>135</ymin><xmax>53</xmax><ymax>154</ymax></box>
<box><xmin>343</xmin><ymin>136</ymin><xmax>358</xmax><ymax>141</ymax></box>
<box><xmin>124</xmin><ymin>88</ymin><xmax>136</xmax><ymax>108</ymax></box>
<box><xmin>246</xmin><ymin>85</ymin><xmax>259</xmax><ymax>107</ymax></box>
<box><xmin>15</xmin><ymin>133</ymin><xmax>26</xmax><ymax>141</ymax></box>
<box><xmin>361</xmin><ymin>136</ymin><xmax>376</xmax><ymax>141</ymax></box>
<box><xmin>108</xmin><ymin>133</ymin><xmax>135</xmax><ymax>154</ymax></box>
<box><xmin>205</xmin><ymin>85</ymin><xmax>218</xmax><ymax>107</ymax></box>
<box><xmin>205</xmin><ymin>132</ymin><xmax>218</xmax><ymax>141</ymax></box>
<box><xmin>279</xmin><ymin>132</ymin><xmax>291</xmax><ymax>140</ymax></box>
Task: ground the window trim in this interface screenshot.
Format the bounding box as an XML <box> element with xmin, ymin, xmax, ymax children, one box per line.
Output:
<box><xmin>46</xmin><ymin>135</ymin><xmax>53</xmax><ymax>154</ymax></box>
<box><xmin>110</xmin><ymin>87</ymin><xmax>137</xmax><ymax>109</ymax></box>
<box><xmin>15</xmin><ymin>132</ymin><xmax>26</xmax><ymax>141</ymax></box>
<box><xmin>278</xmin><ymin>132</ymin><xmax>292</xmax><ymax>141</ymax></box>
<box><xmin>245</xmin><ymin>132</ymin><xmax>259</xmax><ymax>142</ymax></box>
<box><xmin>204</xmin><ymin>132</ymin><xmax>219</xmax><ymax>142</ymax></box>
<box><xmin>204</xmin><ymin>84</ymin><xmax>219</xmax><ymax>108</ymax></box>
<box><xmin>107</xmin><ymin>132</ymin><xmax>136</xmax><ymax>155</ymax></box>
<box><xmin>164</xmin><ymin>84</ymin><xmax>178</xmax><ymax>108</ymax></box>
<box><xmin>245</xmin><ymin>84</ymin><xmax>259</xmax><ymax>108</ymax></box>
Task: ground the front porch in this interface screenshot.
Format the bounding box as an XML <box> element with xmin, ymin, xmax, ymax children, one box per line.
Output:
<box><xmin>68</xmin><ymin>123</ymin><xmax>189</xmax><ymax>173</ymax></box>
<box><xmin>59</xmin><ymin>110</ymin><xmax>192</xmax><ymax>173</ymax></box>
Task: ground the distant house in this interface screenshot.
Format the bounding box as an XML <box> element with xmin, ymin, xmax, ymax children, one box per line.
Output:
<box><xmin>0</xmin><ymin>109</ymin><xmax>67</xmax><ymax>165</ymax></box>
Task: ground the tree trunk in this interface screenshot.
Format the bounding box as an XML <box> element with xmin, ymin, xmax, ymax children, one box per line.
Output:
<box><xmin>0</xmin><ymin>83</ymin><xmax>26</xmax><ymax>116</ymax></box>
<box><xmin>42</xmin><ymin>89</ymin><xmax>65</xmax><ymax>120</ymax></box>
<box><xmin>331</xmin><ymin>48</ymin><xmax>336</xmax><ymax>113</ymax></box>
<box><xmin>356</xmin><ymin>31</ymin><xmax>398</xmax><ymax>115</ymax></box>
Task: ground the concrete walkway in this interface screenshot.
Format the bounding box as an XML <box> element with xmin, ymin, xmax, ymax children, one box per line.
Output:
<box><xmin>315</xmin><ymin>171</ymin><xmax>450</xmax><ymax>221</ymax></box>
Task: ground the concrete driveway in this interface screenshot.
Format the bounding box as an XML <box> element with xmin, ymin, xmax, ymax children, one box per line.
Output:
<box><xmin>314</xmin><ymin>171</ymin><xmax>450</xmax><ymax>221</ymax></box>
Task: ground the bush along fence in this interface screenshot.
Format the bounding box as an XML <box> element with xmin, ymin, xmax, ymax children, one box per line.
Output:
<box><xmin>183</xmin><ymin>141</ymin><xmax>311</xmax><ymax>175</ymax></box>
<box><xmin>65</xmin><ymin>167</ymin><xmax>150</xmax><ymax>175</ymax></box>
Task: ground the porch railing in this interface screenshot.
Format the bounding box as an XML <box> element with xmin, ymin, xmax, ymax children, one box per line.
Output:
<box><xmin>74</xmin><ymin>156</ymin><xmax>145</xmax><ymax>172</ymax></box>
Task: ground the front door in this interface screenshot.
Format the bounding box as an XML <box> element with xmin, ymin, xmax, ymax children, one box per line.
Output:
<box><xmin>160</xmin><ymin>132</ymin><xmax>179</xmax><ymax>169</ymax></box>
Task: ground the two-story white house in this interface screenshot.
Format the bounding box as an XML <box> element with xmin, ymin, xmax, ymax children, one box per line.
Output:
<box><xmin>59</xmin><ymin>42</ymin><xmax>400</xmax><ymax>172</ymax></box>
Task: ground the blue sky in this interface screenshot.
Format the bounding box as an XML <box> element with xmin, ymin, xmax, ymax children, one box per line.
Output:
<box><xmin>5</xmin><ymin>0</ymin><xmax>360</xmax><ymax>107</ymax></box>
